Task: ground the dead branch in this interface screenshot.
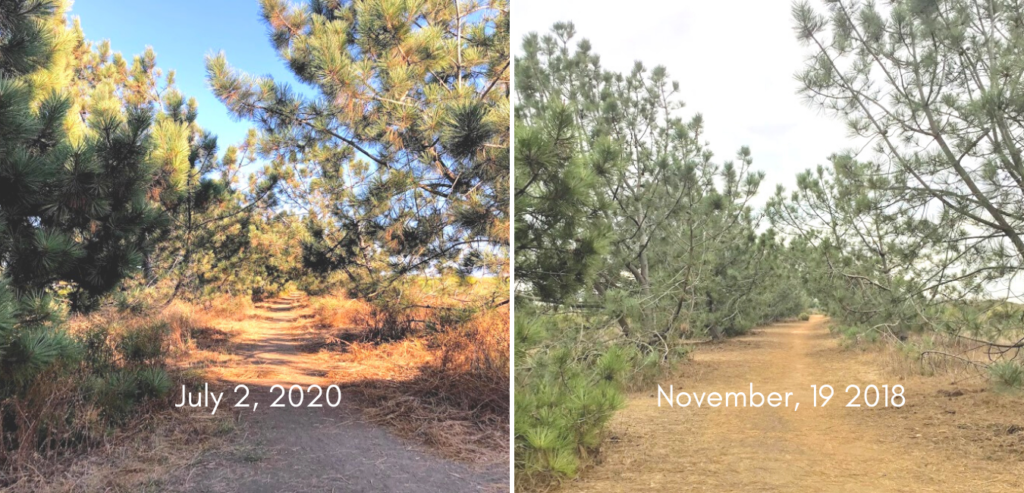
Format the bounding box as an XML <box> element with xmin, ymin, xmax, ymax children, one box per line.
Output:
<box><xmin>920</xmin><ymin>350</ymin><xmax>991</xmax><ymax>369</ymax></box>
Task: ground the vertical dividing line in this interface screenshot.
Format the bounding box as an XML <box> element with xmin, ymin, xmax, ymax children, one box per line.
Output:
<box><xmin>507</xmin><ymin>3</ymin><xmax>516</xmax><ymax>484</ymax></box>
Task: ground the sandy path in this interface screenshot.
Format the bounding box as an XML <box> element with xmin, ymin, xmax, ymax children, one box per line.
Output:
<box><xmin>566</xmin><ymin>316</ymin><xmax>1024</xmax><ymax>492</ymax></box>
<box><xmin>170</xmin><ymin>294</ymin><xmax>506</xmax><ymax>493</ymax></box>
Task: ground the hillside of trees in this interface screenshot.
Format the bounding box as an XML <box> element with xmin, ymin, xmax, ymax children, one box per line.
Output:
<box><xmin>0</xmin><ymin>0</ymin><xmax>509</xmax><ymax>488</ymax></box>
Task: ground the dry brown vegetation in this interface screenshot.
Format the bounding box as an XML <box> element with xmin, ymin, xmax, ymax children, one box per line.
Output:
<box><xmin>306</xmin><ymin>286</ymin><xmax>510</xmax><ymax>462</ymax></box>
<box><xmin>3</xmin><ymin>286</ymin><xmax>508</xmax><ymax>491</ymax></box>
<box><xmin>4</xmin><ymin>406</ymin><xmax>231</xmax><ymax>492</ymax></box>
<box><xmin>1</xmin><ymin>298</ymin><xmax>239</xmax><ymax>490</ymax></box>
<box><xmin>3</xmin><ymin>292</ymin><xmax>261</xmax><ymax>490</ymax></box>
<box><xmin>882</xmin><ymin>334</ymin><xmax>1000</xmax><ymax>381</ymax></box>
<box><xmin>832</xmin><ymin>321</ymin><xmax>1024</xmax><ymax>392</ymax></box>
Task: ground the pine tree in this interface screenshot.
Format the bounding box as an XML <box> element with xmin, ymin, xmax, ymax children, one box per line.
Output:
<box><xmin>44</xmin><ymin>16</ymin><xmax>285</xmax><ymax>303</ymax></box>
<box><xmin>514</xmin><ymin>100</ymin><xmax>611</xmax><ymax>303</ymax></box>
<box><xmin>514</xmin><ymin>23</ymin><xmax>808</xmax><ymax>486</ymax></box>
<box><xmin>774</xmin><ymin>0</ymin><xmax>1024</xmax><ymax>338</ymax></box>
<box><xmin>147</xmin><ymin>90</ymin><xmax>281</xmax><ymax>302</ymax></box>
<box><xmin>0</xmin><ymin>0</ymin><xmax>161</xmax><ymax>311</ymax></box>
<box><xmin>516</xmin><ymin>23</ymin><xmax>791</xmax><ymax>344</ymax></box>
<box><xmin>0</xmin><ymin>0</ymin><xmax>164</xmax><ymax>401</ymax></box>
<box><xmin>791</xmin><ymin>0</ymin><xmax>1024</xmax><ymax>313</ymax></box>
<box><xmin>205</xmin><ymin>0</ymin><xmax>510</xmax><ymax>303</ymax></box>
<box><xmin>766</xmin><ymin>153</ymin><xmax>978</xmax><ymax>337</ymax></box>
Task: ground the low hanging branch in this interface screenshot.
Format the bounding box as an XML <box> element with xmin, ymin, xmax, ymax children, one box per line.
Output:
<box><xmin>917</xmin><ymin>333</ymin><xmax>1024</xmax><ymax>378</ymax></box>
<box><xmin>954</xmin><ymin>334</ymin><xmax>1024</xmax><ymax>363</ymax></box>
<box><xmin>920</xmin><ymin>350</ymin><xmax>991</xmax><ymax>368</ymax></box>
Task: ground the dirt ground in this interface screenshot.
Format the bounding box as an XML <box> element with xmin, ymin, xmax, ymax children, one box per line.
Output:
<box><xmin>564</xmin><ymin>315</ymin><xmax>1024</xmax><ymax>492</ymax></box>
<box><xmin>164</xmin><ymin>294</ymin><xmax>507</xmax><ymax>492</ymax></box>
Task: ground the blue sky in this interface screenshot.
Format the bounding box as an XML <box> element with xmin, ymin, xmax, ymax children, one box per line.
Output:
<box><xmin>69</xmin><ymin>0</ymin><xmax>304</xmax><ymax>150</ymax></box>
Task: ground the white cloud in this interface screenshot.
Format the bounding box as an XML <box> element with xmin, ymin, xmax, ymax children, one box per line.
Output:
<box><xmin>514</xmin><ymin>0</ymin><xmax>853</xmax><ymax>201</ymax></box>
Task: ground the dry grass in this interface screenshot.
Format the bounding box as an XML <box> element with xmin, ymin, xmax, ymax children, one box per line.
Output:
<box><xmin>160</xmin><ymin>302</ymin><xmax>216</xmax><ymax>352</ymax></box>
<box><xmin>1</xmin><ymin>300</ymin><xmax>245</xmax><ymax>490</ymax></box>
<box><xmin>875</xmin><ymin>331</ymin><xmax>1024</xmax><ymax>389</ymax></box>
<box><xmin>0</xmin><ymin>371</ymin><xmax>103</xmax><ymax>477</ymax></box>
<box><xmin>66</xmin><ymin>299</ymin><xmax>226</xmax><ymax>353</ymax></box>
<box><xmin>0</xmin><ymin>371</ymin><xmax>219</xmax><ymax>491</ymax></box>
<box><xmin>881</xmin><ymin>333</ymin><xmax>972</xmax><ymax>379</ymax></box>
<box><xmin>195</xmin><ymin>294</ymin><xmax>254</xmax><ymax>322</ymax></box>
<box><xmin>2</xmin><ymin>405</ymin><xmax>231</xmax><ymax>492</ymax></box>
<box><xmin>436</xmin><ymin>308</ymin><xmax>510</xmax><ymax>392</ymax></box>
<box><xmin>310</xmin><ymin>294</ymin><xmax>510</xmax><ymax>463</ymax></box>
<box><xmin>309</xmin><ymin>293</ymin><xmax>372</xmax><ymax>330</ymax></box>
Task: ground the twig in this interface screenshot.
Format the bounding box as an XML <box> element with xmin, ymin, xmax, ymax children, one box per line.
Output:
<box><xmin>920</xmin><ymin>350</ymin><xmax>990</xmax><ymax>368</ymax></box>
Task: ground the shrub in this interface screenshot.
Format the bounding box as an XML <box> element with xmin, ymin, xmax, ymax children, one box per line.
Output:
<box><xmin>989</xmin><ymin>361</ymin><xmax>1024</xmax><ymax>392</ymax></box>
<box><xmin>358</xmin><ymin>304</ymin><xmax>417</xmax><ymax>342</ymax></box>
<box><xmin>833</xmin><ymin>324</ymin><xmax>885</xmax><ymax>349</ymax></box>
<box><xmin>310</xmin><ymin>294</ymin><xmax>371</xmax><ymax>329</ymax></box>
<box><xmin>626</xmin><ymin>346</ymin><xmax>689</xmax><ymax>391</ymax></box>
<box><xmin>81</xmin><ymin>324</ymin><xmax>115</xmax><ymax>372</ymax></box>
<box><xmin>3</xmin><ymin>326</ymin><xmax>82</xmax><ymax>388</ymax></box>
<box><xmin>136</xmin><ymin>366</ymin><xmax>172</xmax><ymax>399</ymax></box>
<box><xmin>515</xmin><ymin>312</ymin><xmax>671</xmax><ymax>487</ymax></box>
<box><xmin>87</xmin><ymin>362</ymin><xmax>172</xmax><ymax>423</ymax></box>
<box><xmin>514</xmin><ymin>304</ymin><xmax>692</xmax><ymax>490</ymax></box>
<box><xmin>117</xmin><ymin>322</ymin><xmax>168</xmax><ymax>364</ymax></box>
<box><xmin>89</xmin><ymin>370</ymin><xmax>140</xmax><ymax>421</ymax></box>
<box><xmin>1</xmin><ymin>288</ymin><xmax>179</xmax><ymax>473</ymax></box>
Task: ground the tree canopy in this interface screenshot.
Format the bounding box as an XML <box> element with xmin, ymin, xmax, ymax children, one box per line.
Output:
<box><xmin>776</xmin><ymin>0</ymin><xmax>1024</xmax><ymax>338</ymax></box>
<box><xmin>514</xmin><ymin>23</ymin><xmax>808</xmax><ymax>486</ymax></box>
<box><xmin>206</xmin><ymin>0</ymin><xmax>510</xmax><ymax>302</ymax></box>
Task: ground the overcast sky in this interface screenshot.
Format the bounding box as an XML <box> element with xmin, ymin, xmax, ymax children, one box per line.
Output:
<box><xmin>514</xmin><ymin>0</ymin><xmax>854</xmax><ymax>202</ymax></box>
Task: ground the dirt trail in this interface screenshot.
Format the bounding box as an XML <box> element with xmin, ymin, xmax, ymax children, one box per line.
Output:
<box><xmin>170</xmin><ymin>294</ymin><xmax>505</xmax><ymax>493</ymax></box>
<box><xmin>567</xmin><ymin>316</ymin><xmax>1024</xmax><ymax>492</ymax></box>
